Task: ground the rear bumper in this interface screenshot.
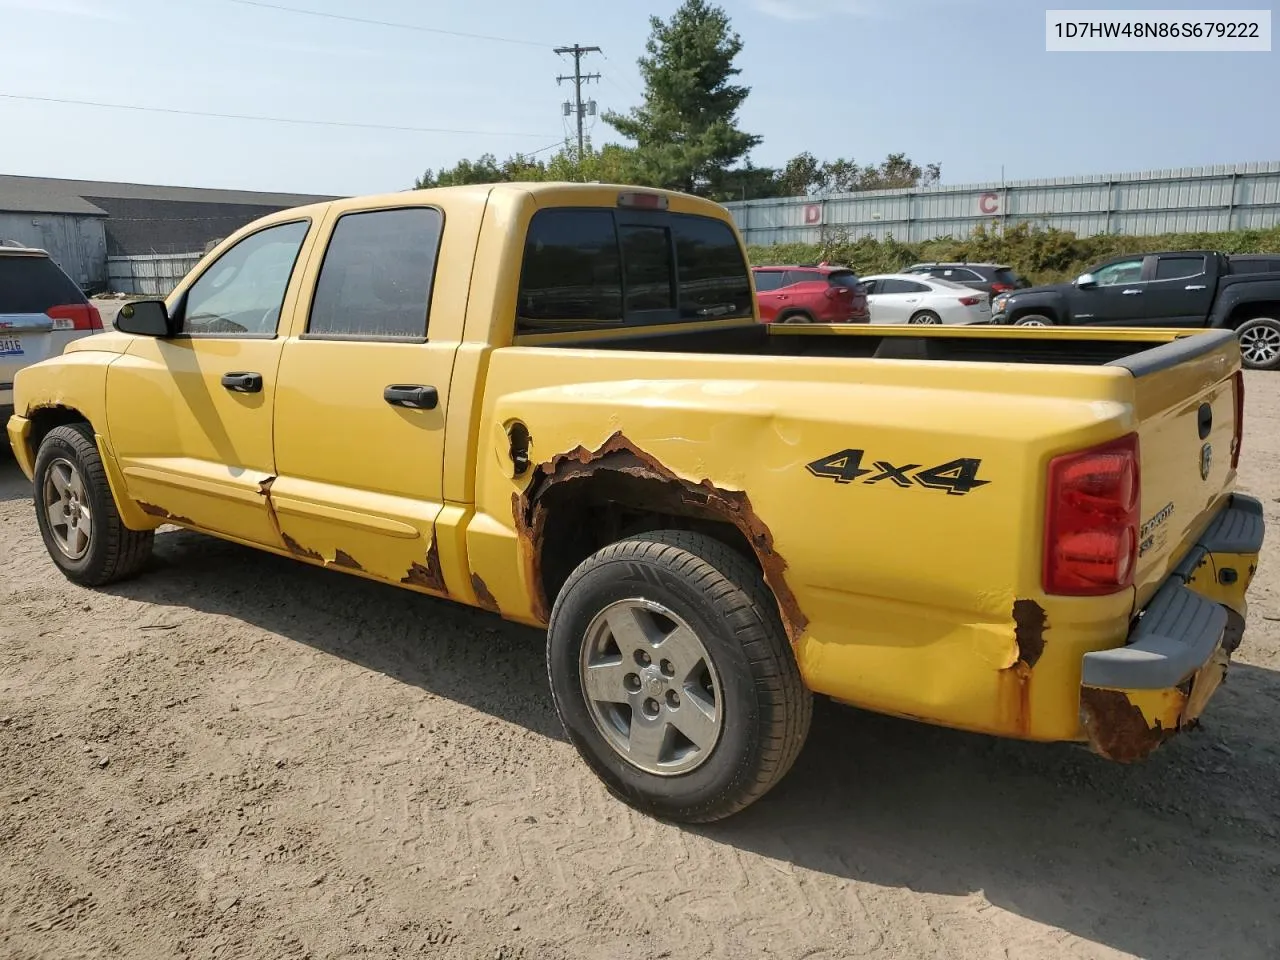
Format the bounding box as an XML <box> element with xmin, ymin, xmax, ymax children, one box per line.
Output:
<box><xmin>1079</xmin><ymin>493</ymin><xmax>1265</xmax><ymax>761</ymax></box>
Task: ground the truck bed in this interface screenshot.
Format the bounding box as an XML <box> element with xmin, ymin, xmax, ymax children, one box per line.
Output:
<box><xmin>526</xmin><ymin>320</ymin><xmax>1233</xmax><ymax>370</ymax></box>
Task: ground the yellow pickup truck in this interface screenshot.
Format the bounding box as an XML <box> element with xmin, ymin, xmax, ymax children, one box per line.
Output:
<box><xmin>6</xmin><ymin>183</ymin><xmax>1265</xmax><ymax>822</ymax></box>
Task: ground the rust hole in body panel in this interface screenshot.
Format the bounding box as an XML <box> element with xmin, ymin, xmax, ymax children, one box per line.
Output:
<box><xmin>281</xmin><ymin>533</ymin><xmax>323</xmax><ymax>564</ymax></box>
<box><xmin>402</xmin><ymin>538</ymin><xmax>446</xmax><ymax>594</ymax></box>
<box><xmin>511</xmin><ymin>431</ymin><xmax>806</xmax><ymax>640</ymax></box>
<box><xmin>471</xmin><ymin>573</ymin><xmax>500</xmax><ymax>614</ymax></box>
<box><xmin>1000</xmin><ymin>599</ymin><xmax>1048</xmax><ymax>736</ymax></box>
<box><xmin>332</xmin><ymin>549</ymin><xmax>362</xmax><ymax>571</ymax></box>
<box><xmin>1080</xmin><ymin>687</ymin><xmax>1178</xmax><ymax>763</ymax></box>
<box><xmin>1011</xmin><ymin>599</ymin><xmax>1047</xmax><ymax>669</ymax></box>
<box><xmin>136</xmin><ymin>502</ymin><xmax>195</xmax><ymax>527</ymax></box>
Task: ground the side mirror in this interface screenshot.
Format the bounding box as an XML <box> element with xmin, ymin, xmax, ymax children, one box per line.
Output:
<box><xmin>116</xmin><ymin>299</ymin><xmax>174</xmax><ymax>337</ymax></box>
<box><xmin>1075</xmin><ymin>273</ymin><xmax>1097</xmax><ymax>289</ymax></box>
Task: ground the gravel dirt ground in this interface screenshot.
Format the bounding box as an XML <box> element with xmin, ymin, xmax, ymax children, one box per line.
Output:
<box><xmin>2</xmin><ymin>371</ymin><xmax>1278</xmax><ymax>960</ymax></box>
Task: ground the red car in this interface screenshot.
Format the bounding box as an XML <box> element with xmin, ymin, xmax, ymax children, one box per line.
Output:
<box><xmin>752</xmin><ymin>263</ymin><xmax>870</xmax><ymax>324</ymax></box>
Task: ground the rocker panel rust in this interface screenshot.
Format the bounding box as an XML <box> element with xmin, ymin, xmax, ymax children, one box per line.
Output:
<box><xmin>511</xmin><ymin>430</ymin><xmax>807</xmax><ymax>640</ymax></box>
<box><xmin>402</xmin><ymin>538</ymin><xmax>446</xmax><ymax>593</ymax></box>
<box><xmin>471</xmin><ymin>573</ymin><xmax>500</xmax><ymax>614</ymax></box>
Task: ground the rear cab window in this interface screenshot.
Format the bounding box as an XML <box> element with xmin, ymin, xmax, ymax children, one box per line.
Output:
<box><xmin>0</xmin><ymin>255</ymin><xmax>87</xmax><ymax>314</ymax></box>
<box><xmin>516</xmin><ymin>208</ymin><xmax>751</xmax><ymax>334</ymax></box>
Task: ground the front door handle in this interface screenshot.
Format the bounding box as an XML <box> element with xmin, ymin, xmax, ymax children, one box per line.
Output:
<box><xmin>1185</xmin><ymin>284</ymin><xmax>1207</xmax><ymax>290</ymax></box>
<box><xmin>1121</xmin><ymin>289</ymin><xmax>1143</xmax><ymax>295</ymax></box>
<box><xmin>384</xmin><ymin>384</ymin><xmax>439</xmax><ymax>410</ymax></box>
<box><xmin>221</xmin><ymin>372</ymin><xmax>263</xmax><ymax>393</ymax></box>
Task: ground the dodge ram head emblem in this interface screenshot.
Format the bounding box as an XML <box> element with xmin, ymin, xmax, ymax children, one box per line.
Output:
<box><xmin>1199</xmin><ymin>442</ymin><xmax>1213</xmax><ymax>481</ymax></box>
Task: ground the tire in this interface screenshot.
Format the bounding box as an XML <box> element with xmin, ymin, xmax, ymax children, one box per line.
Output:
<box><xmin>546</xmin><ymin>530</ymin><xmax>812</xmax><ymax>823</ymax></box>
<box><xmin>32</xmin><ymin>423</ymin><xmax>154</xmax><ymax>586</ymax></box>
<box><xmin>778</xmin><ymin>312</ymin><xmax>814</xmax><ymax>325</ymax></box>
<box><xmin>909</xmin><ymin>311</ymin><xmax>942</xmax><ymax>325</ymax></box>
<box><xmin>1013</xmin><ymin>314</ymin><xmax>1054</xmax><ymax>327</ymax></box>
<box><xmin>1235</xmin><ymin>316</ymin><xmax>1280</xmax><ymax>371</ymax></box>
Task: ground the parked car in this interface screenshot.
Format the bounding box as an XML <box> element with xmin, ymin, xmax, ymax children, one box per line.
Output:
<box><xmin>7</xmin><ymin>184</ymin><xmax>1264</xmax><ymax>824</ymax></box>
<box><xmin>905</xmin><ymin>261</ymin><xmax>1030</xmax><ymax>300</ymax></box>
<box><xmin>990</xmin><ymin>250</ymin><xmax>1280</xmax><ymax>370</ymax></box>
<box><xmin>0</xmin><ymin>243</ymin><xmax>103</xmax><ymax>421</ymax></box>
<box><xmin>751</xmin><ymin>263</ymin><xmax>869</xmax><ymax>323</ymax></box>
<box><xmin>859</xmin><ymin>273</ymin><xmax>992</xmax><ymax>324</ymax></box>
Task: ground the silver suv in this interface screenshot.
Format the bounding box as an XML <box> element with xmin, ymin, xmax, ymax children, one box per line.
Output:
<box><xmin>1</xmin><ymin>243</ymin><xmax>103</xmax><ymax>420</ymax></box>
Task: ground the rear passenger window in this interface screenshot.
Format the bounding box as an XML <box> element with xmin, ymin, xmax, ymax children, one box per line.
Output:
<box><xmin>753</xmin><ymin>270</ymin><xmax>786</xmax><ymax>291</ymax></box>
<box><xmin>783</xmin><ymin>270</ymin><xmax>822</xmax><ymax>286</ymax></box>
<box><xmin>308</xmin><ymin>207</ymin><xmax>442</xmax><ymax>340</ymax></box>
<box><xmin>518</xmin><ymin>210</ymin><xmax>623</xmax><ymax>328</ymax></box>
<box><xmin>1155</xmin><ymin>255</ymin><xmax>1206</xmax><ymax>281</ymax></box>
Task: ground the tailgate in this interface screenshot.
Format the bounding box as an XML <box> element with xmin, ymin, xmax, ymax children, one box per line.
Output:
<box><xmin>0</xmin><ymin>312</ymin><xmax>56</xmax><ymax>388</ymax></box>
<box><xmin>1125</xmin><ymin>333</ymin><xmax>1243</xmax><ymax>607</ymax></box>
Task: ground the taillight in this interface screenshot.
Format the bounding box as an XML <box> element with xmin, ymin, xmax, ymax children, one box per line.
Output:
<box><xmin>1231</xmin><ymin>369</ymin><xmax>1244</xmax><ymax>469</ymax></box>
<box><xmin>824</xmin><ymin>286</ymin><xmax>852</xmax><ymax>300</ymax></box>
<box><xmin>1043</xmin><ymin>434</ymin><xmax>1140</xmax><ymax>596</ymax></box>
<box><xmin>958</xmin><ymin>296</ymin><xmax>982</xmax><ymax>306</ymax></box>
<box><xmin>46</xmin><ymin>303</ymin><xmax>102</xmax><ymax>332</ymax></box>
<box><xmin>991</xmin><ymin>283</ymin><xmax>1014</xmax><ymax>294</ymax></box>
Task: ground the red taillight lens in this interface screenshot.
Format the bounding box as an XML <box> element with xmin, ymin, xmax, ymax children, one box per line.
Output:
<box><xmin>1043</xmin><ymin>434</ymin><xmax>1140</xmax><ymax>596</ymax></box>
<box><xmin>824</xmin><ymin>286</ymin><xmax>852</xmax><ymax>300</ymax></box>
<box><xmin>45</xmin><ymin>303</ymin><xmax>102</xmax><ymax>332</ymax></box>
<box><xmin>1231</xmin><ymin>369</ymin><xmax>1244</xmax><ymax>469</ymax></box>
<box><xmin>958</xmin><ymin>295</ymin><xmax>982</xmax><ymax>306</ymax></box>
<box><xmin>991</xmin><ymin>283</ymin><xmax>1014</xmax><ymax>294</ymax></box>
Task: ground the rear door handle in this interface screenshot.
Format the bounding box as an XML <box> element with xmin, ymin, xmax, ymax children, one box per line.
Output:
<box><xmin>1122</xmin><ymin>289</ymin><xmax>1143</xmax><ymax>295</ymax></box>
<box><xmin>1185</xmin><ymin>284</ymin><xmax>1207</xmax><ymax>290</ymax></box>
<box><xmin>384</xmin><ymin>384</ymin><xmax>438</xmax><ymax>410</ymax></box>
<box><xmin>221</xmin><ymin>372</ymin><xmax>263</xmax><ymax>393</ymax></box>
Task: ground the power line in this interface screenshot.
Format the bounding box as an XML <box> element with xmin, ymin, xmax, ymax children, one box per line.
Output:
<box><xmin>221</xmin><ymin>0</ymin><xmax>550</xmax><ymax>47</ymax></box>
<box><xmin>0</xmin><ymin>93</ymin><xmax>555</xmax><ymax>138</ymax></box>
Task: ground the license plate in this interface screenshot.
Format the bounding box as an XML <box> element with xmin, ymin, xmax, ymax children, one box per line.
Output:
<box><xmin>0</xmin><ymin>336</ymin><xmax>23</xmax><ymax>357</ymax></box>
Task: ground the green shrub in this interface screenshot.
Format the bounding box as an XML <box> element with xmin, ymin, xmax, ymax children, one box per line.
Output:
<box><xmin>746</xmin><ymin>223</ymin><xmax>1280</xmax><ymax>285</ymax></box>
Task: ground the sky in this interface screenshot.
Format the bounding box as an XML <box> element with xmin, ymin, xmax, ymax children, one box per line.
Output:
<box><xmin>0</xmin><ymin>0</ymin><xmax>1276</xmax><ymax>196</ymax></box>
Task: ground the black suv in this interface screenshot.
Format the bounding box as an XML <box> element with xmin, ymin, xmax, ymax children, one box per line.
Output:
<box><xmin>905</xmin><ymin>262</ymin><xmax>1029</xmax><ymax>301</ymax></box>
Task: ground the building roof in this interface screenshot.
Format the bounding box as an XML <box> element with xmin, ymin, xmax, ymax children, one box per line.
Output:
<box><xmin>0</xmin><ymin>178</ymin><xmax>108</xmax><ymax>216</ymax></box>
<box><xmin>0</xmin><ymin>174</ymin><xmax>334</xmax><ymax>216</ymax></box>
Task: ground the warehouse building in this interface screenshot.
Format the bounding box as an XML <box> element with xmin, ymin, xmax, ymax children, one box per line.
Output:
<box><xmin>0</xmin><ymin>175</ymin><xmax>333</xmax><ymax>292</ymax></box>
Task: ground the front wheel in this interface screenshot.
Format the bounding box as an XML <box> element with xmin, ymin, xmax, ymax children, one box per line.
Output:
<box><xmin>908</xmin><ymin>311</ymin><xmax>942</xmax><ymax>325</ymax></box>
<box><xmin>546</xmin><ymin>530</ymin><xmax>812</xmax><ymax>823</ymax></box>
<box><xmin>33</xmin><ymin>423</ymin><xmax>154</xmax><ymax>586</ymax></box>
<box><xmin>1236</xmin><ymin>316</ymin><xmax>1280</xmax><ymax>371</ymax></box>
<box><xmin>1013</xmin><ymin>314</ymin><xmax>1054</xmax><ymax>327</ymax></box>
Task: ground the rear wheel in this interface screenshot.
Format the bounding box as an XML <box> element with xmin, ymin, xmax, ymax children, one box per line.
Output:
<box><xmin>546</xmin><ymin>530</ymin><xmax>811</xmax><ymax>823</ymax></box>
<box><xmin>1014</xmin><ymin>314</ymin><xmax>1054</xmax><ymax>327</ymax></box>
<box><xmin>33</xmin><ymin>424</ymin><xmax>154</xmax><ymax>586</ymax></box>
<box><xmin>908</xmin><ymin>310</ymin><xmax>942</xmax><ymax>325</ymax></box>
<box><xmin>779</xmin><ymin>311</ymin><xmax>814</xmax><ymax>324</ymax></box>
<box><xmin>1236</xmin><ymin>316</ymin><xmax>1280</xmax><ymax>371</ymax></box>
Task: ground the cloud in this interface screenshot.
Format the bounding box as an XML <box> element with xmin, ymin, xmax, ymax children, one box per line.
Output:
<box><xmin>751</xmin><ymin>0</ymin><xmax>874</xmax><ymax>20</ymax></box>
<box><xmin>0</xmin><ymin>0</ymin><xmax>125</xmax><ymax>20</ymax></box>
<box><xmin>751</xmin><ymin>0</ymin><xmax>968</xmax><ymax>21</ymax></box>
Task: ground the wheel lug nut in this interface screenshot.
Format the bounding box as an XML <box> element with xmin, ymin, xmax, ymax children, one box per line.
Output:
<box><xmin>660</xmin><ymin>659</ymin><xmax>675</xmax><ymax>678</ymax></box>
<box><xmin>643</xmin><ymin>698</ymin><xmax>660</xmax><ymax>718</ymax></box>
<box><xmin>634</xmin><ymin>650</ymin><xmax>651</xmax><ymax>667</ymax></box>
<box><xmin>665</xmin><ymin>690</ymin><xmax>680</xmax><ymax>709</ymax></box>
<box><xmin>624</xmin><ymin>673</ymin><xmax>641</xmax><ymax>693</ymax></box>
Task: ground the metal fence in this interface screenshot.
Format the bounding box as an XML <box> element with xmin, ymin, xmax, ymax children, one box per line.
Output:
<box><xmin>107</xmin><ymin>252</ymin><xmax>205</xmax><ymax>295</ymax></box>
<box><xmin>721</xmin><ymin>161</ymin><xmax>1280</xmax><ymax>247</ymax></box>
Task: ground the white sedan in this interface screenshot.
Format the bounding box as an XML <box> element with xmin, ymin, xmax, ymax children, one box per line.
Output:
<box><xmin>859</xmin><ymin>273</ymin><xmax>992</xmax><ymax>325</ymax></box>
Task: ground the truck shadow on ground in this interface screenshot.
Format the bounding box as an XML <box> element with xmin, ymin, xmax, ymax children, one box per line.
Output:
<box><xmin>92</xmin><ymin>527</ymin><xmax>1280</xmax><ymax>960</ymax></box>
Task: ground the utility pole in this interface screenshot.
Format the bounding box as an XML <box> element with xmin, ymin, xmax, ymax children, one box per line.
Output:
<box><xmin>555</xmin><ymin>44</ymin><xmax>601</xmax><ymax>160</ymax></box>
